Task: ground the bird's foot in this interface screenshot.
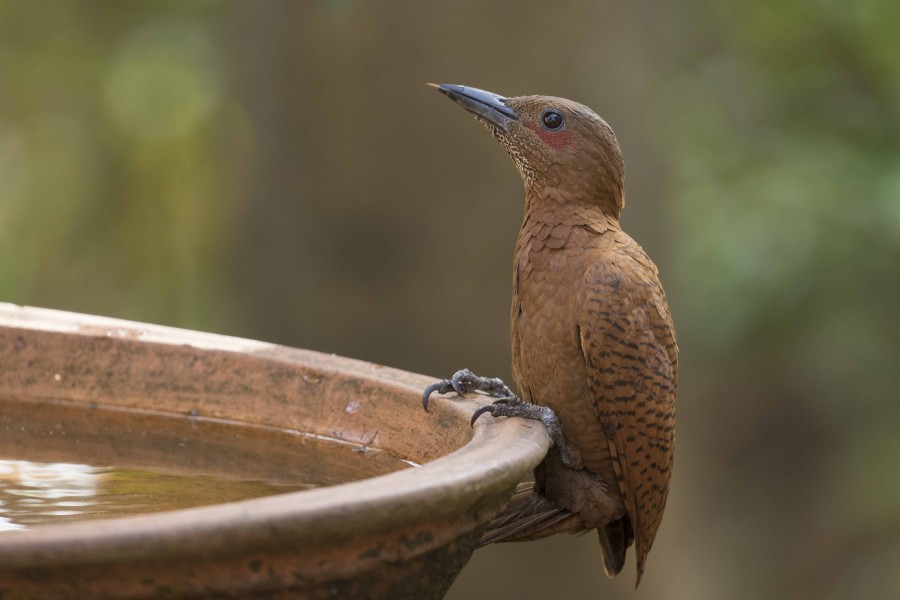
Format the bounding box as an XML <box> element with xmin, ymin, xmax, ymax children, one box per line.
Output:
<box><xmin>422</xmin><ymin>368</ymin><xmax>516</xmax><ymax>410</ymax></box>
<box><xmin>422</xmin><ymin>369</ymin><xmax>581</xmax><ymax>469</ymax></box>
<box><xmin>471</xmin><ymin>400</ymin><xmax>583</xmax><ymax>470</ymax></box>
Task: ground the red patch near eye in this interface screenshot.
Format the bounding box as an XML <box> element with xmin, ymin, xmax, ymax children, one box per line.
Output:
<box><xmin>526</xmin><ymin>123</ymin><xmax>574</xmax><ymax>150</ymax></box>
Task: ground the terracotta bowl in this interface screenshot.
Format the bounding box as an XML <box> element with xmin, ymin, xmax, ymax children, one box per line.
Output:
<box><xmin>0</xmin><ymin>304</ymin><xmax>549</xmax><ymax>599</ymax></box>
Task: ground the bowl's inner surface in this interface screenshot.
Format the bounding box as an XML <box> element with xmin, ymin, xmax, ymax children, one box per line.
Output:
<box><xmin>0</xmin><ymin>397</ymin><xmax>412</xmax><ymax>530</ymax></box>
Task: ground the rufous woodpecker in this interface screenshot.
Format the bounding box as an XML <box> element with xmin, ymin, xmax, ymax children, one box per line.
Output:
<box><xmin>423</xmin><ymin>84</ymin><xmax>678</xmax><ymax>587</ymax></box>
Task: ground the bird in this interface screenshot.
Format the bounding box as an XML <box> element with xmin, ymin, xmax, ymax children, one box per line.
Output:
<box><xmin>422</xmin><ymin>84</ymin><xmax>678</xmax><ymax>587</ymax></box>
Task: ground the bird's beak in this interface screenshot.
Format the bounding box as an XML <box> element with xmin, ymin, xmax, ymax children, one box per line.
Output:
<box><xmin>429</xmin><ymin>83</ymin><xmax>518</xmax><ymax>132</ymax></box>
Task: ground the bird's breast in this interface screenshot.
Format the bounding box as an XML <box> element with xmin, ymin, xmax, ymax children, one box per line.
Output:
<box><xmin>511</xmin><ymin>244</ymin><xmax>586</xmax><ymax>395</ymax></box>
<box><xmin>511</xmin><ymin>239</ymin><xmax>616</xmax><ymax>479</ymax></box>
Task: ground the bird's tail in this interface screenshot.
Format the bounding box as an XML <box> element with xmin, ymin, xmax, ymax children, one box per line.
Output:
<box><xmin>597</xmin><ymin>517</ymin><xmax>634</xmax><ymax>579</ymax></box>
<box><xmin>477</xmin><ymin>481</ymin><xmax>584</xmax><ymax>546</ymax></box>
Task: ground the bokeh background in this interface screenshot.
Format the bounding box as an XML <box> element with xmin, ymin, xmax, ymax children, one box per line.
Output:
<box><xmin>2</xmin><ymin>1</ymin><xmax>899</xmax><ymax>598</ymax></box>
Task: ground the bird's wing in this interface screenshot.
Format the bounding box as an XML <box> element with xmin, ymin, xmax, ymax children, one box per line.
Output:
<box><xmin>577</xmin><ymin>257</ymin><xmax>677</xmax><ymax>584</ymax></box>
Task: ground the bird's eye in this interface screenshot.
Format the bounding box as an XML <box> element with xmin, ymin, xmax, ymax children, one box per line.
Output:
<box><xmin>541</xmin><ymin>110</ymin><xmax>564</xmax><ymax>131</ymax></box>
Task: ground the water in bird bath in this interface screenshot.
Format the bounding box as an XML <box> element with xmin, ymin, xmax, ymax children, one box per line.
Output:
<box><xmin>0</xmin><ymin>397</ymin><xmax>411</xmax><ymax>531</ymax></box>
<box><xmin>0</xmin><ymin>459</ymin><xmax>307</xmax><ymax>530</ymax></box>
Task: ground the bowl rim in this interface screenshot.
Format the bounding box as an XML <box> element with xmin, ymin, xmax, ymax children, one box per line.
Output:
<box><xmin>0</xmin><ymin>303</ymin><xmax>550</xmax><ymax>567</ymax></box>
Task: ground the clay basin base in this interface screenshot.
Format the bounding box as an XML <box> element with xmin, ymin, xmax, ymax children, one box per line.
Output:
<box><xmin>0</xmin><ymin>304</ymin><xmax>549</xmax><ymax>599</ymax></box>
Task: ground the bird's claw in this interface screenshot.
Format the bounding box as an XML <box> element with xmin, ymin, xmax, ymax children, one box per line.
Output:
<box><xmin>422</xmin><ymin>380</ymin><xmax>453</xmax><ymax>411</ymax></box>
<box><xmin>424</xmin><ymin>370</ymin><xmax>582</xmax><ymax>470</ymax></box>
<box><xmin>422</xmin><ymin>368</ymin><xmax>515</xmax><ymax>411</ymax></box>
<box><xmin>469</xmin><ymin>395</ymin><xmax>521</xmax><ymax>425</ymax></box>
<box><xmin>421</xmin><ymin>369</ymin><xmax>474</xmax><ymax>411</ymax></box>
<box><xmin>470</xmin><ymin>403</ymin><xmax>495</xmax><ymax>426</ymax></box>
<box><xmin>470</xmin><ymin>399</ymin><xmax>583</xmax><ymax>470</ymax></box>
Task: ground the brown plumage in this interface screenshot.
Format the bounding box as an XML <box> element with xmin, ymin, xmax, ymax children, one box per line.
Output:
<box><xmin>424</xmin><ymin>84</ymin><xmax>678</xmax><ymax>586</ymax></box>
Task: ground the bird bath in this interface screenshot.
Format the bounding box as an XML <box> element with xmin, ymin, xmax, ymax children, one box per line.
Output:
<box><xmin>0</xmin><ymin>303</ymin><xmax>549</xmax><ymax>599</ymax></box>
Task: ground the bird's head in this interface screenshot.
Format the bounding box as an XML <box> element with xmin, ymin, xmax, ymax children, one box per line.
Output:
<box><xmin>432</xmin><ymin>83</ymin><xmax>625</xmax><ymax>218</ymax></box>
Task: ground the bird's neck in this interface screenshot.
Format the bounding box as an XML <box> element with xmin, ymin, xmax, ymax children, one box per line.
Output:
<box><xmin>523</xmin><ymin>186</ymin><xmax>622</xmax><ymax>230</ymax></box>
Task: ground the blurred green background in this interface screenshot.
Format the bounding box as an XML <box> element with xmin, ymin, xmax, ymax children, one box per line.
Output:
<box><xmin>2</xmin><ymin>1</ymin><xmax>898</xmax><ymax>598</ymax></box>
